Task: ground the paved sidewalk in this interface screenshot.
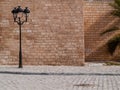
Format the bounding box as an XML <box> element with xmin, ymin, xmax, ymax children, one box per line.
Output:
<box><xmin>0</xmin><ymin>64</ymin><xmax>120</xmax><ymax>90</ymax></box>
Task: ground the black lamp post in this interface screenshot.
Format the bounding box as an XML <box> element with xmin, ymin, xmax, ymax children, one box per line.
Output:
<box><xmin>11</xmin><ymin>6</ymin><xmax>30</xmax><ymax>68</ymax></box>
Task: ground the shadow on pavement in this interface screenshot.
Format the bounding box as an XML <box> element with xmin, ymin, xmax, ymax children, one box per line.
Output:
<box><xmin>0</xmin><ymin>71</ymin><xmax>119</xmax><ymax>76</ymax></box>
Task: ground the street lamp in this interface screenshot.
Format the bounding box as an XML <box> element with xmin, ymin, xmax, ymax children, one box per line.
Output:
<box><xmin>11</xmin><ymin>6</ymin><xmax>30</xmax><ymax>68</ymax></box>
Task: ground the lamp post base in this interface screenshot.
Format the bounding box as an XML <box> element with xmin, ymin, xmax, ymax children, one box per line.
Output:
<box><xmin>18</xmin><ymin>66</ymin><xmax>23</xmax><ymax>68</ymax></box>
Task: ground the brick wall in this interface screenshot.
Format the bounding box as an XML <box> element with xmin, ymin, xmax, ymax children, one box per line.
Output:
<box><xmin>84</xmin><ymin>0</ymin><xmax>118</xmax><ymax>61</ymax></box>
<box><xmin>1</xmin><ymin>0</ymin><xmax>117</xmax><ymax>65</ymax></box>
<box><xmin>0</xmin><ymin>0</ymin><xmax>84</xmax><ymax>65</ymax></box>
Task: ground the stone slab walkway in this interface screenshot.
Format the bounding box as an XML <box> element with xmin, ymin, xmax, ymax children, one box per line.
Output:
<box><xmin>0</xmin><ymin>64</ymin><xmax>120</xmax><ymax>90</ymax></box>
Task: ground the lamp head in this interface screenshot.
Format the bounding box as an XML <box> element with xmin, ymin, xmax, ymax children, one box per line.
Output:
<box><xmin>11</xmin><ymin>7</ymin><xmax>17</xmax><ymax>14</ymax></box>
<box><xmin>16</xmin><ymin>6</ymin><xmax>24</xmax><ymax>13</ymax></box>
<box><xmin>24</xmin><ymin>7</ymin><xmax>30</xmax><ymax>14</ymax></box>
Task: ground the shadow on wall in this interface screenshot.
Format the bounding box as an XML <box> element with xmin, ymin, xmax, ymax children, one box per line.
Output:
<box><xmin>85</xmin><ymin>11</ymin><xmax>120</xmax><ymax>62</ymax></box>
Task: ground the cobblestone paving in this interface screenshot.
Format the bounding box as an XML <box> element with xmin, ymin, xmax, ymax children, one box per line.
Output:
<box><xmin>0</xmin><ymin>64</ymin><xmax>120</xmax><ymax>90</ymax></box>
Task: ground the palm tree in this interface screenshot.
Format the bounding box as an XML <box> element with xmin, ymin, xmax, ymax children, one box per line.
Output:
<box><xmin>101</xmin><ymin>0</ymin><xmax>120</xmax><ymax>56</ymax></box>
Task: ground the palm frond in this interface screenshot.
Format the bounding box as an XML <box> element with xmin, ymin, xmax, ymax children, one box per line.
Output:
<box><xmin>109</xmin><ymin>0</ymin><xmax>120</xmax><ymax>17</ymax></box>
<box><xmin>111</xmin><ymin>10</ymin><xmax>120</xmax><ymax>17</ymax></box>
<box><xmin>109</xmin><ymin>3</ymin><xmax>120</xmax><ymax>10</ymax></box>
<box><xmin>107</xmin><ymin>34</ymin><xmax>120</xmax><ymax>55</ymax></box>
<box><xmin>101</xmin><ymin>0</ymin><xmax>120</xmax><ymax>55</ymax></box>
<box><xmin>101</xmin><ymin>26</ymin><xmax>119</xmax><ymax>35</ymax></box>
<box><xmin>115</xmin><ymin>0</ymin><xmax>120</xmax><ymax>6</ymax></box>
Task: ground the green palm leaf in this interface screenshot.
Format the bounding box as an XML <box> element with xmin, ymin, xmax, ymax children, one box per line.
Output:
<box><xmin>107</xmin><ymin>34</ymin><xmax>120</xmax><ymax>55</ymax></box>
<box><xmin>101</xmin><ymin>26</ymin><xmax>119</xmax><ymax>35</ymax></box>
<box><xmin>115</xmin><ymin>0</ymin><xmax>120</xmax><ymax>6</ymax></box>
<box><xmin>101</xmin><ymin>0</ymin><xmax>120</xmax><ymax>55</ymax></box>
<box><xmin>109</xmin><ymin>0</ymin><xmax>120</xmax><ymax>17</ymax></box>
<box><xmin>111</xmin><ymin>10</ymin><xmax>120</xmax><ymax>17</ymax></box>
<box><xmin>110</xmin><ymin>3</ymin><xmax>120</xmax><ymax>10</ymax></box>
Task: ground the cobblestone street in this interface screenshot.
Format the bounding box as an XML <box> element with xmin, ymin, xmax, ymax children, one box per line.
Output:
<box><xmin>0</xmin><ymin>64</ymin><xmax>120</xmax><ymax>90</ymax></box>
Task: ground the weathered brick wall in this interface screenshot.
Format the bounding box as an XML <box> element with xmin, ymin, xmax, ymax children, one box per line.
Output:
<box><xmin>84</xmin><ymin>0</ymin><xmax>118</xmax><ymax>61</ymax></box>
<box><xmin>0</xmin><ymin>0</ymin><xmax>84</xmax><ymax>65</ymax></box>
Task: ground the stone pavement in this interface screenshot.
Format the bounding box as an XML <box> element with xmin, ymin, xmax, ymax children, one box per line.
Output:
<box><xmin>0</xmin><ymin>63</ymin><xmax>120</xmax><ymax>90</ymax></box>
